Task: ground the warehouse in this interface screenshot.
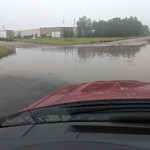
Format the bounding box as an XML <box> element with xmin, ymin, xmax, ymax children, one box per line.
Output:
<box><xmin>40</xmin><ymin>27</ymin><xmax>77</xmax><ymax>38</ymax></box>
<box><xmin>15</xmin><ymin>29</ymin><xmax>40</xmax><ymax>38</ymax></box>
<box><xmin>15</xmin><ymin>27</ymin><xmax>77</xmax><ymax>38</ymax></box>
<box><xmin>51</xmin><ymin>27</ymin><xmax>77</xmax><ymax>38</ymax></box>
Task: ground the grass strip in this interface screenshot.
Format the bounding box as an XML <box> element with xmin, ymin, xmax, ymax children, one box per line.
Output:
<box><xmin>0</xmin><ymin>45</ymin><xmax>13</xmax><ymax>58</ymax></box>
<box><xmin>16</xmin><ymin>37</ymin><xmax>133</xmax><ymax>45</ymax></box>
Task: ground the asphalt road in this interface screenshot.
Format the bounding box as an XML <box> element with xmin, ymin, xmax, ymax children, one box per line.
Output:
<box><xmin>0</xmin><ymin>74</ymin><xmax>68</xmax><ymax>116</ymax></box>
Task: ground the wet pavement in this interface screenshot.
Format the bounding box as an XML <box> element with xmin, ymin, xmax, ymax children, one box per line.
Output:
<box><xmin>0</xmin><ymin>74</ymin><xmax>68</xmax><ymax>116</ymax></box>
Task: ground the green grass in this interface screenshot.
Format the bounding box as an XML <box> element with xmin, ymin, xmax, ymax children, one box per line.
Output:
<box><xmin>0</xmin><ymin>46</ymin><xmax>13</xmax><ymax>58</ymax></box>
<box><xmin>15</xmin><ymin>37</ymin><xmax>133</xmax><ymax>45</ymax></box>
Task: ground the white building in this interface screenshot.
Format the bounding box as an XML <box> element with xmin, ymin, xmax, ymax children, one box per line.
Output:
<box><xmin>15</xmin><ymin>29</ymin><xmax>40</xmax><ymax>38</ymax></box>
<box><xmin>15</xmin><ymin>27</ymin><xmax>77</xmax><ymax>38</ymax></box>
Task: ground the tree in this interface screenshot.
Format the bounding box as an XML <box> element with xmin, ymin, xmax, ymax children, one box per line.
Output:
<box><xmin>143</xmin><ymin>25</ymin><xmax>150</xmax><ymax>35</ymax></box>
<box><xmin>76</xmin><ymin>16</ymin><xmax>149</xmax><ymax>37</ymax></box>
<box><xmin>93</xmin><ymin>20</ymin><xmax>107</xmax><ymax>37</ymax></box>
<box><xmin>76</xmin><ymin>16</ymin><xmax>93</xmax><ymax>37</ymax></box>
<box><xmin>63</xmin><ymin>28</ymin><xmax>74</xmax><ymax>40</ymax></box>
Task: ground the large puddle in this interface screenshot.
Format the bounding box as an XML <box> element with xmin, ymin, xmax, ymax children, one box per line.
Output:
<box><xmin>0</xmin><ymin>45</ymin><xmax>150</xmax><ymax>83</ymax></box>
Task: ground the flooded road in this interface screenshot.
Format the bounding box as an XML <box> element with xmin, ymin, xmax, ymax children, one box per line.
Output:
<box><xmin>1</xmin><ymin>44</ymin><xmax>150</xmax><ymax>83</ymax></box>
<box><xmin>0</xmin><ymin>38</ymin><xmax>150</xmax><ymax>115</ymax></box>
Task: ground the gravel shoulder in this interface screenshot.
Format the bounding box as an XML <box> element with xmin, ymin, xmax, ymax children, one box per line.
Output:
<box><xmin>75</xmin><ymin>37</ymin><xmax>150</xmax><ymax>47</ymax></box>
<box><xmin>0</xmin><ymin>37</ymin><xmax>150</xmax><ymax>50</ymax></box>
<box><xmin>0</xmin><ymin>41</ymin><xmax>43</xmax><ymax>50</ymax></box>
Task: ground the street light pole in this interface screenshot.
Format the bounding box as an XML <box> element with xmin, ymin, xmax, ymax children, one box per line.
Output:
<box><xmin>92</xmin><ymin>29</ymin><xmax>95</xmax><ymax>43</ymax></box>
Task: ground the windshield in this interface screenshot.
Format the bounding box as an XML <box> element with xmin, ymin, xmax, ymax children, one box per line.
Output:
<box><xmin>0</xmin><ymin>0</ymin><xmax>150</xmax><ymax>125</ymax></box>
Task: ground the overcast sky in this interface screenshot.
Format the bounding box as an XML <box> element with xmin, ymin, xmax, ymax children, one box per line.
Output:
<box><xmin>0</xmin><ymin>0</ymin><xmax>149</xmax><ymax>31</ymax></box>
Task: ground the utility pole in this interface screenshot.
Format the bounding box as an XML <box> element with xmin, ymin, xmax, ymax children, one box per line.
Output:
<box><xmin>63</xmin><ymin>20</ymin><xmax>65</xmax><ymax>27</ymax></box>
<box><xmin>73</xmin><ymin>18</ymin><xmax>76</xmax><ymax>39</ymax></box>
<box><xmin>92</xmin><ymin>29</ymin><xmax>95</xmax><ymax>43</ymax></box>
<box><xmin>74</xmin><ymin>18</ymin><xmax>76</xmax><ymax>27</ymax></box>
<box><xmin>2</xmin><ymin>25</ymin><xmax>5</xmax><ymax>30</ymax></box>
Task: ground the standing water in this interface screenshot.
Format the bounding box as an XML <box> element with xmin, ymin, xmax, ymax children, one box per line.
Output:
<box><xmin>0</xmin><ymin>44</ymin><xmax>150</xmax><ymax>83</ymax></box>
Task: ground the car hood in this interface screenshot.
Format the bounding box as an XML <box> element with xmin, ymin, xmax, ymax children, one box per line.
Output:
<box><xmin>25</xmin><ymin>80</ymin><xmax>150</xmax><ymax>110</ymax></box>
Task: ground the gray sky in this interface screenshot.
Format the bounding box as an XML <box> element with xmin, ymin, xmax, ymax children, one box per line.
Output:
<box><xmin>0</xmin><ymin>0</ymin><xmax>150</xmax><ymax>30</ymax></box>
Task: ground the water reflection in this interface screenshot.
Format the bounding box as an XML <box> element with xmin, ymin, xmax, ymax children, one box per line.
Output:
<box><xmin>40</xmin><ymin>45</ymin><xmax>142</xmax><ymax>62</ymax></box>
<box><xmin>77</xmin><ymin>46</ymin><xmax>141</xmax><ymax>61</ymax></box>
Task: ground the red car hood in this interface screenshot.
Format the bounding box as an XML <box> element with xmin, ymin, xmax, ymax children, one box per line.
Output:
<box><xmin>26</xmin><ymin>81</ymin><xmax>150</xmax><ymax>110</ymax></box>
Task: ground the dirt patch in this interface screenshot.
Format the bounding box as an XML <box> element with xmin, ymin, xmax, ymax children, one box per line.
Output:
<box><xmin>0</xmin><ymin>41</ymin><xmax>43</xmax><ymax>50</ymax></box>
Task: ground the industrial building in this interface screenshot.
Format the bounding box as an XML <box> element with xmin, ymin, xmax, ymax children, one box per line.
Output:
<box><xmin>14</xmin><ymin>29</ymin><xmax>40</xmax><ymax>38</ymax></box>
<box><xmin>15</xmin><ymin>27</ymin><xmax>77</xmax><ymax>38</ymax></box>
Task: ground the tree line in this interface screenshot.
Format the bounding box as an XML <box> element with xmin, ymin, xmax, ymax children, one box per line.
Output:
<box><xmin>76</xmin><ymin>16</ymin><xmax>150</xmax><ymax>37</ymax></box>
